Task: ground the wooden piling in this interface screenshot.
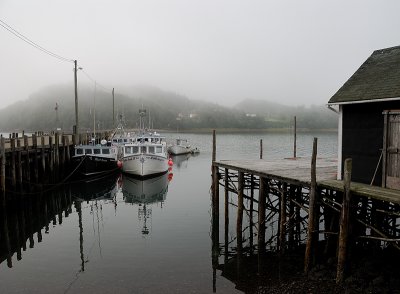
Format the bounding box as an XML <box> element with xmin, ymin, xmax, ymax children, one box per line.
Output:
<box><xmin>66</xmin><ymin>136</ymin><xmax>70</xmax><ymax>162</ymax></box>
<box><xmin>258</xmin><ymin>177</ymin><xmax>266</xmax><ymax>253</ymax></box>
<box><xmin>293</xmin><ymin>116</ymin><xmax>297</xmax><ymax>158</ymax></box>
<box><xmin>24</xmin><ymin>135</ymin><xmax>30</xmax><ymax>183</ymax></box>
<box><xmin>279</xmin><ymin>182</ymin><xmax>287</xmax><ymax>253</ymax></box>
<box><xmin>17</xmin><ymin>139</ymin><xmax>22</xmax><ymax>187</ymax></box>
<box><xmin>249</xmin><ymin>174</ymin><xmax>254</xmax><ymax>254</ymax></box>
<box><xmin>1</xmin><ymin>136</ymin><xmax>6</xmax><ymax>206</ymax></box>
<box><xmin>11</xmin><ymin>138</ymin><xmax>16</xmax><ymax>187</ymax></box>
<box><xmin>212</xmin><ymin>130</ymin><xmax>216</xmax><ymax>162</ymax></box>
<box><xmin>224</xmin><ymin>168</ymin><xmax>229</xmax><ymax>263</ymax></box>
<box><xmin>32</xmin><ymin>134</ymin><xmax>39</xmax><ymax>183</ymax></box>
<box><xmin>304</xmin><ymin>137</ymin><xmax>318</xmax><ymax>273</ymax></box>
<box><xmin>288</xmin><ymin>185</ymin><xmax>296</xmax><ymax>250</ymax></box>
<box><xmin>260</xmin><ymin>139</ymin><xmax>263</xmax><ymax>159</ymax></box>
<box><xmin>49</xmin><ymin>136</ymin><xmax>54</xmax><ymax>173</ymax></box>
<box><xmin>237</xmin><ymin>171</ymin><xmax>244</xmax><ymax>253</ymax></box>
<box><xmin>336</xmin><ymin>158</ymin><xmax>352</xmax><ymax>284</ymax></box>
<box><xmin>41</xmin><ymin>136</ymin><xmax>46</xmax><ymax>175</ymax></box>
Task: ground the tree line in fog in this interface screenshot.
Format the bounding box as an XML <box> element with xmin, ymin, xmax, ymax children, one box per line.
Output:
<box><xmin>0</xmin><ymin>84</ymin><xmax>338</xmax><ymax>132</ymax></box>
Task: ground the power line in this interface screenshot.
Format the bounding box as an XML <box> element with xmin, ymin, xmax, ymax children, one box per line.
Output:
<box><xmin>80</xmin><ymin>69</ymin><xmax>112</xmax><ymax>92</ymax></box>
<box><xmin>0</xmin><ymin>18</ymin><xmax>74</xmax><ymax>63</ymax></box>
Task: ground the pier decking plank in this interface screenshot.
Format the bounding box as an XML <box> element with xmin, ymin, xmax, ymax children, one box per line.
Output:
<box><xmin>215</xmin><ymin>157</ymin><xmax>337</xmax><ymax>185</ymax></box>
<box><xmin>214</xmin><ymin>157</ymin><xmax>400</xmax><ymax>204</ymax></box>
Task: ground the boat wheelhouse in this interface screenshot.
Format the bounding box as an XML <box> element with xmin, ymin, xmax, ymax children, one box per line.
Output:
<box><xmin>72</xmin><ymin>141</ymin><xmax>119</xmax><ymax>176</ymax></box>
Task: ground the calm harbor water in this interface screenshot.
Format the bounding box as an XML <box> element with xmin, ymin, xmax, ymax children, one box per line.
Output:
<box><xmin>0</xmin><ymin>131</ymin><xmax>337</xmax><ymax>293</ymax></box>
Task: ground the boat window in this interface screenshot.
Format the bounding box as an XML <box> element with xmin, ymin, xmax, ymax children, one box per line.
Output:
<box><xmin>132</xmin><ymin>146</ymin><xmax>139</xmax><ymax>154</ymax></box>
<box><xmin>124</xmin><ymin>139</ymin><xmax>128</xmax><ymax>143</ymax></box>
<box><xmin>76</xmin><ymin>148</ymin><xmax>84</xmax><ymax>155</ymax></box>
<box><xmin>148</xmin><ymin>146</ymin><xmax>155</xmax><ymax>154</ymax></box>
<box><xmin>85</xmin><ymin>149</ymin><xmax>92</xmax><ymax>154</ymax></box>
<box><xmin>156</xmin><ymin>146</ymin><xmax>162</xmax><ymax>153</ymax></box>
<box><xmin>125</xmin><ymin>146</ymin><xmax>132</xmax><ymax>154</ymax></box>
<box><xmin>141</xmin><ymin>146</ymin><xmax>147</xmax><ymax>153</ymax></box>
<box><xmin>93</xmin><ymin>149</ymin><xmax>101</xmax><ymax>155</ymax></box>
<box><xmin>102</xmin><ymin>149</ymin><xmax>110</xmax><ymax>154</ymax></box>
<box><xmin>118</xmin><ymin>139</ymin><xmax>123</xmax><ymax>143</ymax></box>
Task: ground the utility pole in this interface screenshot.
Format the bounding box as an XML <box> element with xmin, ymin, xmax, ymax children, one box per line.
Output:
<box><xmin>112</xmin><ymin>88</ymin><xmax>115</xmax><ymax>128</ymax></box>
<box><xmin>74</xmin><ymin>60</ymin><xmax>79</xmax><ymax>144</ymax></box>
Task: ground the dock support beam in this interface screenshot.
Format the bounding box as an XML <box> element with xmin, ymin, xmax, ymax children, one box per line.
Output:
<box><xmin>1</xmin><ymin>137</ymin><xmax>6</xmax><ymax>206</ymax></box>
<box><xmin>304</xmin><ymin>137</ymin><xmax>318</xmax><ymax>273</ymax></box>
<box><xmin>237</xmin><ymin>171</ymin><xmax>244</xmax><ymax>254</ymax></box>
<box><xmin>336</xmin><ymin>158</ymin><xmax>352</xmax><ymax>284</ymax></box>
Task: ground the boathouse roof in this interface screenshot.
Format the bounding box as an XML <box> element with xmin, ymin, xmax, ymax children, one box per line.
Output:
<box><xmin>328</xmin><ymin>45</ymin><xmax>400</xmax><ymax>104</ymax></box>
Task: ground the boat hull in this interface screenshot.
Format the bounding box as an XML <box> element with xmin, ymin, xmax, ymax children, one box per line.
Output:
<box><xmin>72</xmin><ymin>155</ymin><xmax>118</xmax><ymax>177</ymax></box>
<box><xmin>121</xmin><ymin>154</ymin><xmax>168</xmax><ymax>177</ymax></box>
<box><xmin>168</xmin><ymin>145</ymin><xmax>192</xmax><ymax>155</ymax></box>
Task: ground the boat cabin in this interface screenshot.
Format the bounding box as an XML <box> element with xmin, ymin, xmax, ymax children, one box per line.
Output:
<box><xmin>328</xmin><ymin>45</ymin><xmax>400</xmax><ymax>188</ymax></box>
<box><xmin>74</xmin><ymin>145</ymin><xmax>117</xmax><ymax>157</ymax></box>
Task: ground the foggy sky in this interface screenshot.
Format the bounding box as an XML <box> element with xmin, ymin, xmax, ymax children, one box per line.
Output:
<box><xmin>1</xmin><ymin>0</ymin><xmax>400</xmax><ymax>110</ymax></box>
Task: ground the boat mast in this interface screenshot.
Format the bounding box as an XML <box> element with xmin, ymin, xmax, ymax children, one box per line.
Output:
<box><xmin>93</xmin><ymin>81</ymin><xmax>97</xmax><ymax>143</ymax></box>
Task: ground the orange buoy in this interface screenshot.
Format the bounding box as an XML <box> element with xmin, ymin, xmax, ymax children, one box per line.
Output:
<box><xmin>117</xmin><ymin>160</ymin><xmax>123</xmax><ymax>168</ymax></box>
<box><xmin>168</xmin><ymin>158</ymin><xmax>173</xmax><ymax>166</ymax></box>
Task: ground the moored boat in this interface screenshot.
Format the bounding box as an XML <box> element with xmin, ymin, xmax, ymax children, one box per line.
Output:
<box><xmin>120</xmin><ymin>109</ymin><xmax>170</xmax><ymax>177</ymax></box>
<box><xmin>120</xmin><ymin>132</ymin><xmax>169</xmax><ymax>177</ymax></box>
<box><xmin>168</xmin><ymin>138</ymin><xmax>192</xmax><ymax>155</ymax></box>
<box><xmin>72</xmin><ymin>140</ymin><xmax>119</xmax><ymax>177</ymax></box>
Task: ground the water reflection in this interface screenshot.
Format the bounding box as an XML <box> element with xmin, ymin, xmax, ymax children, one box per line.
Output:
<box><xmin>0</xmin><ymin>190</ymin><xmax>74</xmax><ymax>269</ymax></box>
<box><xmin>170</xmin><ymin>154</ymin><xmax>194</xmax><ymax>170</ymax></box>
<box><xmin>121</xmin><ymin>173</ymin><xmax>172</xmax><ymax>235</ymax></box>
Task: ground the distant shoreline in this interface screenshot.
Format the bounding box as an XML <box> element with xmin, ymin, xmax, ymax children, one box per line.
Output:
<box><xmin>149</xmin><ymin>128</ymin><xmax>338</xmax><ymax>134</ymax></box>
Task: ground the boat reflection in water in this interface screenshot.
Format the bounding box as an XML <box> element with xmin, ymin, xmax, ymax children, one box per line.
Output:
<box><xmin>121</xmin><ymin>171</ymin><xmax>173</xmax><ymax>235</ymax></box>
<box><xmin>170</xmin><ymin>154</ymin><xmax>192</xmax><ymax>170</ymax></box>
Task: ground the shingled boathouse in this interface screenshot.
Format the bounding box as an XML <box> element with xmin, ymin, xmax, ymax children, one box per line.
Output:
<box><xmin>328</xmin><ymin>45</ymin><xmax>400</xmax><ymax>188</ymax></box>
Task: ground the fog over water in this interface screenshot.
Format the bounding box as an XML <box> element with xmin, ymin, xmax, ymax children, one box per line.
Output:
<box><xmin>0</xmin><ymin>0</ymin><xmax>400</xmax><ymax>110</ymax></box>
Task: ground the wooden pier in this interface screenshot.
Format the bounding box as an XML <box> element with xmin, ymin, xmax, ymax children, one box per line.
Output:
<box><xmin>0</xmin><ymin>131</ymin><xmax>112</xmax><ymax>201</ymax></box>
<box><xmin>211</xmin><ymin>135</ymin><xmax>400</xmax><ymax>287</ymax></box>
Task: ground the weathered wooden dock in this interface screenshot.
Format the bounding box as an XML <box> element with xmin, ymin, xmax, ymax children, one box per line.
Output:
<box><xmin>211</xmin><ymin>134</ymin><xmax>400</xmax><ymax>287</ymax></box>
<box><xmin>0</xmin><ymin>131</ymin><xmax>112</xmax><ymax>204</ymax></box>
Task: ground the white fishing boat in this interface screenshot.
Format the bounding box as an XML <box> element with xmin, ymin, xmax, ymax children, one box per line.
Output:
<box><xmin>168</xmin><ymin>138</ymin><xmax>192</xmax><ymax>155</ymax></box>
<box><xmin>120</xmin><ymin>109</ymin><xmax>170</xmax><ymax>177</ymax></box>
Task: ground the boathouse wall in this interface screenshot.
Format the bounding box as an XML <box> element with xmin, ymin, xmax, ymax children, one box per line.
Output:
<box><xmin>341</xmin><ymin>100</ymin><xmax>400</xmax><ymax>185</ymax></box>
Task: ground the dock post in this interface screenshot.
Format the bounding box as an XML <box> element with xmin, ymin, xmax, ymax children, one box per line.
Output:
<box><xmin>32</xmin><ymin>134</ymin><xmax>39</xmax><ymax>184</ymax></box>
<box><xmin>211</xmin><ymin>129</ymin><xmax>219</xmax><ymax>282</ymax></box>
<box><xmin>279</xmin><ymin>182</ymin><xmax>287</xmax><ymax>253</ymax></box>
<box><xmin>23</xmin><ymin>135</ymin><xmax>30</xmax><ymax>183</ymax></box>
<box><xmin>288</xmin><ymin>185</ymin><xmax>296</xmax><ymax>250</ymax></box>
<box><xmin>224</xmin><ymin>168</ymin><xmax>229</xmax><ymax>264</ymax></box>
<box><xmin>260</xmin><ymin>139</ymin><xmax>263</xmax><ymax>159</ymax></box>
<box><xmin>336</xmin><ymin>158</ymin><xmax>352</xmax><ymax>284</ymax></box>
<box><xmin>293</xmin><ymin>116</ymin><xmax>297</xmax><ymax>158</ymax></box>
<box><xmin>304</xmin><ymin>137</ymin><xmax>318</xmax><ymax>273</ymax></box>
<box><xmin>258</xmin><ymin>177</ymin><xmax>266</xmax><ymax>254</ymax></box>
<box><xmin>1</xmin><ymin>136</ymin><xmax>6</xmax><ymax>206</ymax></box>
<box><xmin>11</xmin><ymin>138</ymin><xmax>16</xmax><ymax>188</ymax></box>
<box><xmin>249</xmin><ymin>174</ymin><xmax>254</xmax><ymax>254</ymax></box>
<box><xmin>41</xmin><ymin>136</ymin><xmax>45</xmax><ymax>176</ymax></box>
<box><xmin>49</xmin><ymin>136</ymin><xmax>54</xmax><ymax>174</ymax></box>
<box><xmin>237</xmin><ymin>171</ymin><xmax>244</xmax><ymax>254</ymax></box>
<box><xmin>66</xmin><ymin>136</ymin><xmax>70</xmax><ymax>163</ymax></box>
<box><xmin>212</xmin><ymin>130</ymin><xmax>216</xmax><ymax>162</ymax></box>
<box><xmin>17</xmin><ymin>139</ymin><xmax>22</xmax><ymax>187</ymax></box>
